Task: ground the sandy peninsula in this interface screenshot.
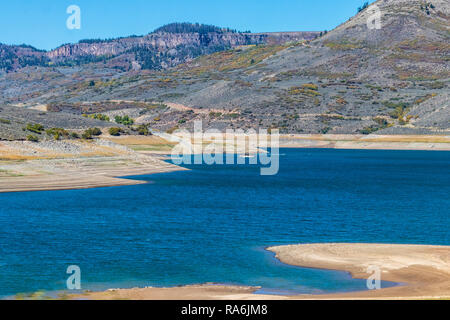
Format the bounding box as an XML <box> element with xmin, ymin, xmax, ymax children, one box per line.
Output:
<box><xmin>268</xmin><ymin>243</ymin><xmax>450</xmax><ymax>300</ymax></box>
<box><xmin>0</xmin><ymin>136</ymin><xmax>184</xmax><ymax>193</ymax></box>
<box><xmin>68</xmin><ymin>243</ymin><xmax>450</xmax><ymax>300</ymax></box>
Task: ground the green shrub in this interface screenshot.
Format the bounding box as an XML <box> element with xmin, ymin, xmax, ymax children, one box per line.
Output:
<box><xmin>114</xmin><ymin>115</ymin><xmax>134</xmax><ymax>125</ymax></box>
<box><xmin>82</xmin><ymin>128</ymin><xmax>102</xmax><ymax>139</ymax></box>
<box><xmin>0</xmin><ymin>118</ymin><xmax>11</xmax><ymax>124</ymax></box>
<box><xmin>109</xmin><ymin>127</ymin><xmax>122</xmax><ymax>136</ymax></box>
<box><xmin>359</xmin><ymin>126</ymin><xmax>379</xmax><ymax>135</ymax></box>
<box><xmin>389</xmin><ymin>107</ymin><xmax>405</xmax><ymax>119</ymax></box>
<box><xmin>320</xmin><ymin>127</ymin><xmax>331</xmax><ymax>134</ymax></box>
<box><xmin>288</xmin><ymin>86</ymin><xmax>321</xmax><ymax>97</ymax></box>
<box><xmin>89</xmin><ymin>128</ymin><xmax>102</xmax><ymax>136</ymax></box>
<box><xmin>82</xmin><ymin>131</ymin><xmax>92</xmax><ymax>139</ymax></box>
<box><xmin>301</xmin><ymin>83</ymin><xmax>318</xmax><ymax>91</ymax></box>
<box><xmin>70</xmin><ymin>132</ymin><xmax>80</xmax><ymax>139</ymax></box>
<box><xmin>373</xmin><ymin>117</ymin><xmax>389</xmax><ymax>127</ymax></box>
<box><xmin>46</xmin><ymin>128</ymin><xmax>69</xmax><ymax>140</ymax></box>
<box><xmin>360</xmin><ymin>117</ymin><xmax>391</xmax><ymax>134</ymax></box>
<box><xmin>226</xmin><ymin>113</ymin><xmax>240</xmax><ymax>119</ymax></box>
<box><xmin>26</xmin><ymin>135</ymin><xmax>39</xmax><ymax>142</ymax></box>
<box><xmin>83</xmin><ymin>113</ymin><xmax>110</xmax><ymax>121</ymax></box>
<box><xmin>136</xmin><ymin>124</ymin><xmax>151</xmax><ymax>136</ymax></box>
<box><xmin>383</xmin><ymin>101</ymin><xmax>410</xmax><ymax>120</ymax></box>
<box><xmin>25</xmin><ymin>123</ymin><xmax>44</xmax><ymax>134</ymax></box>
<box><xmin>209</xmin><ymin>112</ymin><xmax>222</xmax><ymax>118</ymax></box>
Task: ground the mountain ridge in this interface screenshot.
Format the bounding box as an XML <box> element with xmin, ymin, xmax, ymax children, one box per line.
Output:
<box><xmin>0</xmin><ymin>22</ymin><xmax>319</xmax><ymax>72</ymax></box>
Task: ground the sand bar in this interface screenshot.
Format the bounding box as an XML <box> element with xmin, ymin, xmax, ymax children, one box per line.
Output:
<box><xmin>268</xmin><ymin>243</ymin><xmax>450</xmax><ymax>299</ymax></box>
<box><xmin>68</xmin><ymin>244</ymin><xmax>450</xmax><ymax>300</ymax></box>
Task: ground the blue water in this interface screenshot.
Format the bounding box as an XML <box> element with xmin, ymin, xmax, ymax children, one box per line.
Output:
<box><xmin>0</xmin><ymin>149</ymin><xmax>449</xmax><ymax>297</ymax></box>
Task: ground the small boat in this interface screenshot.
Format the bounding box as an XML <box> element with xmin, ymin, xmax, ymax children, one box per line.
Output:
<box><xmin>239</xmin><ymin>153</ymin><xmax>256</xmax><ymax>158</ymax></box>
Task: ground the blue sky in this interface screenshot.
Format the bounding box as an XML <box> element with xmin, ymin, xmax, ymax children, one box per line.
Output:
<box><xmin>1</xmin><ymin>0</ymin><xmax>375</xmax><ymax>50</ymax></box>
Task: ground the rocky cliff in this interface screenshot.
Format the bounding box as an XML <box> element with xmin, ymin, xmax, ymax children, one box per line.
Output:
<box><xmin>1</xmin><ymin>24</ymin><xmax>319</xmax><ymax>72</ymax></box>
<box><xmin>47</xmin><ymin>31</ymin><xmax>319</xmax><ymax>59</ymax></box>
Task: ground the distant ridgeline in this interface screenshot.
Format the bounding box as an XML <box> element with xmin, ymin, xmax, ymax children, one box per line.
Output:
<box><xmin>153</xmin><ymin>22</ymin><xmax>250</xmax><ymax>34</ymax></box>
<box><xmin>0</xmin><ymin>22</ymin><xmax>317</xmax><ymax>72</ymax></box>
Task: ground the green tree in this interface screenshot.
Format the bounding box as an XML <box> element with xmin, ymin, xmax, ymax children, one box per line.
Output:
<box><xmin>109</xmin><ymin>127</ymin><xmax>122</xmax><ymax>136</ymax></box>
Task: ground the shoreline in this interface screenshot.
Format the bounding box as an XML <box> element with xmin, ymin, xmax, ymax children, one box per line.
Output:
<box><xmin>268</xmin><ymin>243</ymin><xmax>450</xmax><ymax>300</ymax></box>
<box><xmin>0</xmin><ymin>136</ymin><xmax>186</xmax><ymax>194</ymax></box>
<box><xmin>0</xmin><ymin>159</ymin><xmax>186</xmax><ymax>194</ymax></box>
<box><xmin>65</xmin><ymin>243</ymin><xmax>450</xmax><ymax>300</ymax></box>
<box><xmin>1</xmin><ymin>133</ymin><xmax>449</xmax><ymax>194</ymax></box>
<box><xmin>278</xmin><ymin>134</ymin><xmax>450</xmax><ymax>151</ymax></box>
<box><xmin>0</xmin><ymin>167</ymin><xmax>186</xmax><ymax>194</ymax></box>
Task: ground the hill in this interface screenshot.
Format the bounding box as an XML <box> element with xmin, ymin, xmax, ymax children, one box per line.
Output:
<box><xmin>0</xmin><ymin>1</ymin><xmax>448</xmax><ymax>137</ymax></box>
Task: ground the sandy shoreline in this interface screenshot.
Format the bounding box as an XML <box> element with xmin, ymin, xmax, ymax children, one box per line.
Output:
<box><xmin>268</xmin><ymin>243</ymin><xmax>450</xmax><ymax>300</ymax></box>
<box><xmin>0</xmin><ymin>136</ymin><xmax>185</xmax><ymax>193</ymax></box>
<box><xmin>66</xmin><ymin>244</ymin><xmax>450</xmax><ymax>300</ymax></box>
<box><xmin>0</xmin><ymin>158</ymin><xmax>186</xmax><ymax>193</ymax></box>
<box><xmin>1</xmin><ymin>134</ymin><xmax>448</xmax><ymax>193</ymax></box>
<box><xmin>278</xmin><ymin>134</ymin><xmax>450</xmax><ymax>150</ymax></box>
<box><xmin>0</xmin><ymin>166</ymin><xmax>185</xmax><ymax>193</ymax></box>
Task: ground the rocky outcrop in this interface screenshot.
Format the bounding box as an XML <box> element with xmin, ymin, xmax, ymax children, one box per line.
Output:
<box><xmin>1</xmin><ymin>27</ymin><xmax>319</xmax><ymax>72</ymax></box>
<box><xmin>40</xmin><ymin>30</ymin><xmax>319</xmax><ymax>70</ymax></box>
<box><xmin>46</xmin><ymin>31</ymin><xmax>319</xmax><ymax>62</ymax></box>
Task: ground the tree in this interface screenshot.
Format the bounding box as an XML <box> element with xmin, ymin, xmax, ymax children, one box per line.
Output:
<box><xmin>109</xmin><ymin>127</ymin><xmax>122</xmax><ymax>136</ymax></box>
<box><xmin>82</xmin><ymin>131</ymin><xmax>92</xmax><ymax>140</ymax></box>
<box><xmin>154</xmin><ymin>23</ymin><xmax>237</xmax><ymax>34</ymax></box>
<box><xmin>136</xmin><ymin>124</ymin><xmax>151</xmax><ymax>136</ymax></box>
<box><xmin>82</xmin><ymin>128</ymin><xmax>102</xmax><ymax>139</ymax></box>
<box><xmin>115</xmin><ymin>115</ymin><xmax>134</xmax><ymax>126</ymax></box>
